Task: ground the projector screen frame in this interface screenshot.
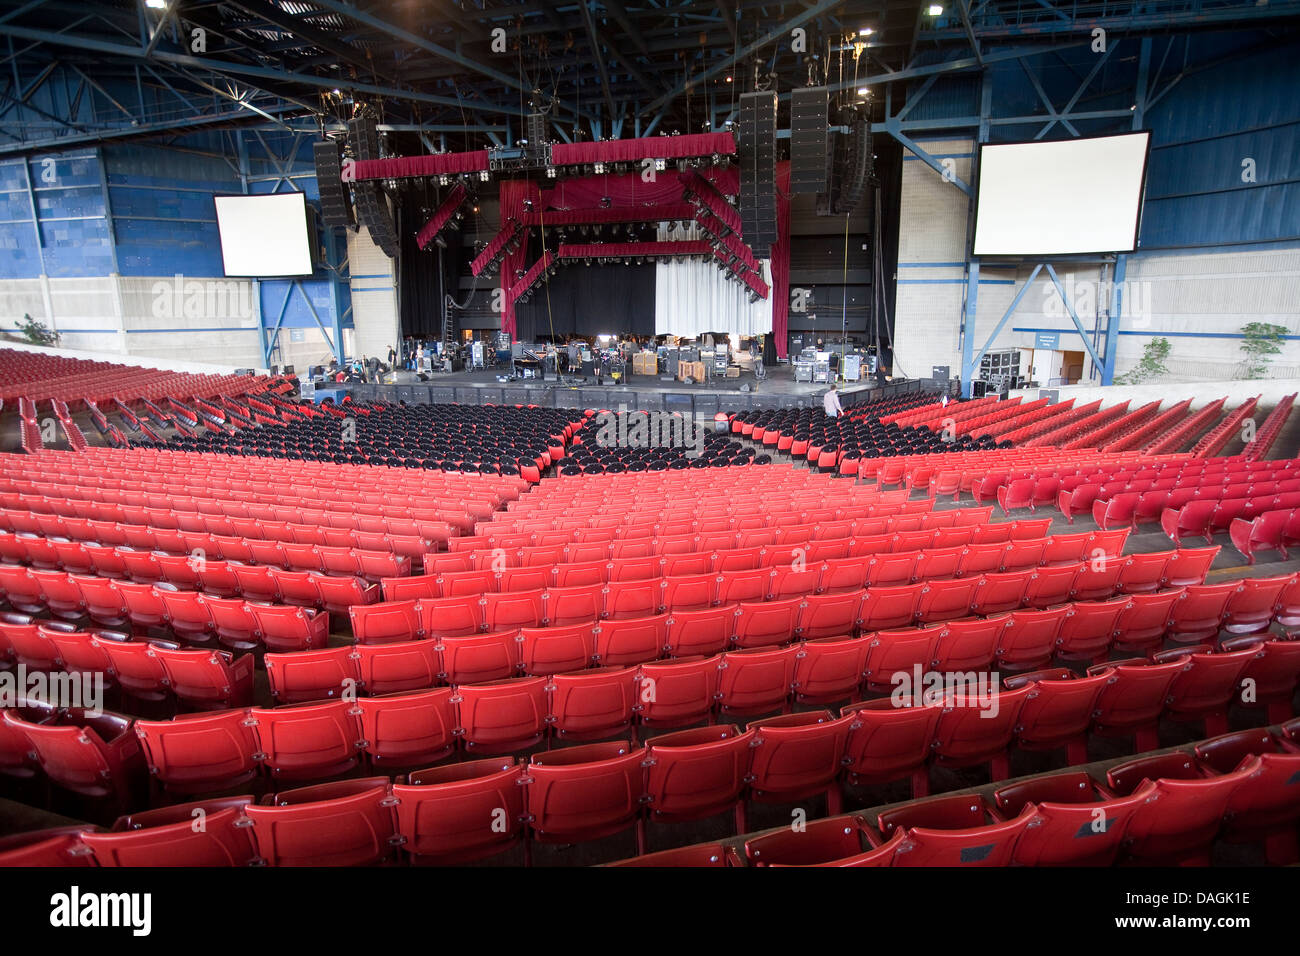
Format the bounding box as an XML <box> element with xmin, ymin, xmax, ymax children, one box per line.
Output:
<box><xmin>213</xmin><ymin>190</ymin><xmax>321</xmax><ymax>278</ymax></box>
<box><xmin>970</xmin><ymin>130</ymin><xmax>1152</xmax><ymax>260</ymax></box>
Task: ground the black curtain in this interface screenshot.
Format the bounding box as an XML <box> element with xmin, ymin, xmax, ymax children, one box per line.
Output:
<box><xmin>398</xmin><ymin>201</ymin><xmax>461</xmax><ymax>339</ymax></box>
<box><xmin>514</xmin><ymin>261</ymin><xmax>656</xmax><ymax>341</ymax></box>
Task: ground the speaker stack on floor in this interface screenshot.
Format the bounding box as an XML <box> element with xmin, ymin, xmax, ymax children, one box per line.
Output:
<box><xmin>313</xmin><ymin>138</ymin><xmax>354</xmax><ymax>230</ymax></box>
<box><xmin>790</xmin><ymin>86</ymin><xmax>829</xmax><ymax>194</ymax></box>
<box><xmin>347</xmin><ymin>116</ymin><xmax>400</xmax><ymax>259</ymax></box>
<box><xmin>738</xmin><ymin>90</ymin><xmax>777</xmax><ymax>258</ymax></box>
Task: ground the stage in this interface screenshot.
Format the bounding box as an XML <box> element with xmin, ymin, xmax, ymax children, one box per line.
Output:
<box><xmin>325</xmin><ymin>363</ymin><xmax>935</xmax><ymax>415</ymax></box>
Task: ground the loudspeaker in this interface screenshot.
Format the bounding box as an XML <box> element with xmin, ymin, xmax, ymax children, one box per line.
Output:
<box><xmin>739</xmin><ymin>91</ymin><xmax>777</xmax><ymax>257</ymax></box>
<box><xmin>790</xmin><ymin>87</ymin><xmax>828</xmax><ymax>193</ymax></box>
<box><xmin>348</xmin><ymin>116</ymin><xmax>400</xmax><ymax>258</ymax></box>
<box><xmin>313</xmin><ymin>139</ymin><xmax>354</xmax><ymax>229</ymax></box>
<box><xmin>525</xmin><ymin>112</ymin><xmax>547</xmax><ymax>146</ymax></box>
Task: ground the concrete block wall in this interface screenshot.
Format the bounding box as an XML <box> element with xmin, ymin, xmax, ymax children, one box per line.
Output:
<box><xmin>348</xmin><ymin>226</ymin><xmax>399</xmax><ymax>360</ymax></box>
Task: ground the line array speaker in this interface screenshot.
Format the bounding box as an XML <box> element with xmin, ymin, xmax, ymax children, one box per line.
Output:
<box><xmin>789</xmin><ymin>86</ymin><xmax>828</xmax><ymax>194</ymax></box>
<box><xmin>739</xmin><ymin>90</ymin><xmax>777</xmax><ymax>258</ymax></box>
<box><xmin>525</xmin><ymin>112</ymin><xmax>548</xmax><ymax>146</ymax></box>
<box><xmin>833</xmin><ymin>106</ymin><xmax>873</xmax><ymax>215</ymax></box>
<box><xmin>313</xmin><ymin>139</ymin><xmax>354</xmax><ymax>229</ymax></box>
<box><xmin>347</xmin><ymin>116</ymin><xmax>399</xmax><ymax>258</ymax></box>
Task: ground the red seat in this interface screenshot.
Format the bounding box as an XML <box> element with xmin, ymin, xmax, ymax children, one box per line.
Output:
<box><xmin>549</xmin><ymin>666</ymin><xmax>640</xmax><ymax>740</ymax></box>
<box><xmin>248</xmin><ymin>700</ymin><xmax>363</xmax><ymax>781</ymax></box>
<box><xmin>1112</xmin><ymin>588</ymin><xmax>1184</xmax><ymax>654</ymax></box>
<box><xmin>265</xmin><ymin>646</ymin><xmax>359</xmax><ymax>704</ymax></box>
<box><xmin>7</xmin><ymin>708</ymin><xmax>142</xmax><ymax>809</ymax></box>
<box><xmin>71</xmin><ymin>573</ymin><xmax>128</xmax><ymax>627</ymax></box>
<box><xmin>1106</xmin><ymin>752</ymin><xmax>1254</xmax><ymax>864</ymax></box>
<box><xmin>716</xmin><ymin>645</ymin><xmax>797</xmax><ymax>717</ymax></box>
<box><xmin>641</xmin><ymin>724</ymin><xmax>754</xmax><ymax>838</ymax></box>
<box><xmin>244</xmin><ymin>778</ymin><xmax>397</xmax><ymax>866</ymax></box>
<box><xmin>1116</xmin><ymin>550</ymin><xmax>1174</xmax><ymax>594</ymax></box>
<box><xmin>994</xmin><ymin>772</ymin><xmax>1152</xmax><ymax>866</ymax></box>
<box><xmin>878</xmin><ymin>793</ymin><xmax>1037</xmax><ymax>866</ymax></box>
<box><xmin>525</xmin><ymin>740</ymin><xmax>645</xmax><ymax>851</ymax></box>
<box><xmin>744</xmin><ymin>815</ymin><xmax>902</xmax><ymax>867</ymax></box>
<box><xmin>594</xmin><ymin>613</ymin><xmax>668</xmax><ymax>666</ymax></box>
<box><xmin>1022</xmin><ymin>563</ymin><xmax>1079</xmax><ymax>608</ymax></box>
<box><xmin>357</xmin><ymin>688</ymin><xmax>457</xmax><ymax>770</ymax></box>
<box><xmin>154</xmin><ymin>645</ymin><xmax>254</xmax><ymax>710</ymax></box>
<box><xmin>1006</xmin><ymin>668</ymin><xmax>1109</xmax><ymax>764</ymax></box>
<box><xmin>246</xmin><ymin>603</ymin><xmax>329</xmax><ymax>653</ymax></box>
<box><xmin>1222</xmin><ymin>635</ymin><xmax>1300</xmax><ymax>722</ymax></box>
<box><xmin>792</xmin><ymin>636</ymin><xmax>869</xmax><ymax>704</ymax></box>
<box><xmin>350</xmin><ymin>599</ymin><xmax>421</xmax><ymax>645</ymax></box>
<box><xmin>115</xmin><ymin>579</ymin><xmax>169</xmax><ymax>630</ymax></box>
<box><xmin>665</xmin><ymin>606</ymin><xmax>734</xmax><ymax>657</ymax></box>
<box><xmin>354</xmin><ymin>639</ymin><xmax>442</xmax><ymax>695</ymax></box>
<box><xmin>392</xmin><ymin>758</ymin><xmax>525</xmax><ymax>864</ymax></box>
<box><xmin>916</xmin><ymin>577</ymin><xmax>979</xmax><ymax>624</ymax></box>
<box><xmin>1161</xmin><ymin>546</ymin><xmax>1219</xmax><ymax>587</ymax></box>
<box><xmin>861</xmin><ymin>625</ymin><xmax>938</xmax><ymax>694</ymax></box>
<box><xmin>96</xmin><ymin>636</ymin><xmax>176</xmax><ymax>704</ymax></box>
<box><xmin>518</xmin><ymin>623</ymin><xmax>595</xmax><ymax>675</ymax></box>
<box><xmin>660</xmin><ymin>573</ymin><xmax>718</xmax><ymax>612</ymax></box>
<box><xmin>84</xmin><ymin>796</ymin><xmax>257</xmax><ymax>866</ymax></box>
<box><xmin>154</xmin><ymin>583</ymin><xmax>213</xmax><ymax>641</ymax></box>
<box><xmin>636</xmin><ymin>655</ymin><xmax>721</xmax><ymax>728</ymax></box>
<box><xmin>134</xmin><ymin>710</ymin><xmax>261</xmax><ymax>795</ymax></box>
<box><xmin>1155</xmin><ymin>643</ymin><xmax>1259</xmax><ymax>736</ymax></box>
<box><xmin>865</xmin><ymin>551</ymin><xmax>918</xmax><ymax>587</ymax></box>
<box><xmin>997</xmin><ymin>605</ymin><xmax>1068</xmax><ymax>672</ymax></box>
<box><xmin>1055</xmin><ymin>596</ymin><xmax>1128</xmax><ymax>663</ymax></box>
<box><xmin>454</xmin><ymin>676</ymin><xmax>549</xmax><ymax>754</ymax></box>
<box><xmin>732</xmin><ymin>597</ymin><xmax>802</xmax><ymax>649</ymax></box>
<box><xmin>0</xmin><ymin>613</ymin><xmax>59</xmax><ymax>670</ymax></box>
<box><xmin>746</xmin><ymin>709</ymin><xmax>853</xmax><ymax>812</ymax></box>
<box><xmin>1168</xmin><ymin>582</ymin><xmax>1237</xmax><ymax>643</ymax></box>
<box><xmin>840</xmin><ymin>698</ymin><xmax>939</xmax><ymax>796</ymax></box>
<box><xmin>1040</xmin><ymin>532</ymin><xmax>1090</xmax><ymax>566</ymax></box>
<box><xmin>438</xmin><ymin>630</ymin><xmax>520</xmax><ymax>685</ymax></box>
<box><xmin>859</xmin><ymin>584</ymin><xmax>920</xmax><ymax>631</ymax></box>
<box><xmin>1195</xmin><ymin>736</ymin><xmax>1300</xmax><ymax>863</ymax></box>
<box><xmin>930</xmin><ymin>685</ymin><xmax>1032</xmax><ymax>783</ymax></box>
<box><xmin>1087</xmin><ymin>656</ymin><xmax>1185</xmax><ymax>751</ymax></box>
<box><xmin>1223</xmin><ymin>574</ymin><xmax>1294</xmax><ymax>634</ymax></box>
<box><xmin>715</xmin><ymin>567</ymin><xmax>774</xmax><ymax>605</ymax></box>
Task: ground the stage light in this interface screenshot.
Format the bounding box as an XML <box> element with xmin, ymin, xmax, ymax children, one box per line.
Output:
<box><xmin>546</xmin><ymin>166</ymin><xmax>556</xmax><ymax>178</ymax></box>
<box><xmin>332</xmin><ymin>88</ymin><xmax>341</xmax><ymax>95</ymax></box>
<box><xmin>145</xmin><ymin>0</ymin><xmax>166</xmax><ymax>8</ymax></box>
<box><xmin>654</xmin><ymin>158</ymin><xmax>666</xmax><ymax>171</ymax></box>
<box><xmin>438</xmin><ymin>174</ymin><xmax>450</xmax><ymax>186</ymax></box>
<box><xmin>857</xmin><ymin>88</ymin><xmax>871</xmax><ymax>98</ymax></box>
<box><xmin>472</xmin><ymin>204</ymin><xmax>479</xmax><ymax>214</ymax></box>
<box><xmin>523</xmin><ymin>198</ymin><xmax>534</xmax><ymax>211</ymax></box>
<box><xmin>479</xmin><ymin>170</ymin><xmax>489</xmax><ymax>181</ymax></box>
<box><xmin>600</xmin><ymin>197</ymin><xmax>611</xmax><ymax>208</ymax></box>
<box><xmin>711</xmin><ymin>153</ymin><xmax>723</xmax><ymax>165</ymax></box>
<box><xmin>594</xmin><ymin>162</ymin><xmax>606</xmax><ymax>174</ymax></box>
<box><xmin>928</xmin><ymin>3</ymin><xmax>943</xmax><ymax>13</ymax></box>
<box><xmin>858</xmin><ymin>27</ymin><xmax>874</xmax><ymax>36</ymax></box>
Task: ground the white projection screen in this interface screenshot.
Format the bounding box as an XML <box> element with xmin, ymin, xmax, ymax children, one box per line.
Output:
<box><xmin>214</xmin><ymin>192</ymin><xmax>316</xmax><ymax>277</ymax></box>
<box><xmin>972</xmin><ymin>132</ymin><xmax>1151</xmax><ymax>256</ymax></box>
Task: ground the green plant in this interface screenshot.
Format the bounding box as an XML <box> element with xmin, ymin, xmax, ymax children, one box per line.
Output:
<box><xmin>1239</xmin><ymin>322</ymin><xmax>1287</xmax><ymax>380</ymax></box>
<box><xmin>16</xmin><ymin>313</ymin><xmax>58</xmax><ymax>346</ymax></box>
<box><xmin>1115</xmin><ymin>336</ymin><xmax>1171</xmax><ymax>385</ymax></box>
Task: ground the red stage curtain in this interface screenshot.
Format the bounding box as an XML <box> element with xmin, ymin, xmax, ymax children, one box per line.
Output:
<box><xmin>415</xmin><ymin>184</ymin><xmax>466</xmax><ymax>251</ymax></box>
<box><xmin>497</xmin><ymin>180</ymin><xmax>542</xmax><ymax>335</ymax></box>
<box><xmin>353</xmin><ymin>151</ymin><xmax>490</xmax><ymax>181</ymax></box>
<box><xmin>470</xmin><ymin>219</ymin><xmax>520</xmax><ymax>277</ymax></box>
<box><xmin>508</xmin><ymin>250</ymin><xmax>555</xmax><ymax>302</ymax></box>
<box><xmin>522</xmin><ymin>202</ymin><xmax>696</xmax><ymax>228</ymax></box>
<box><xmin>550</xmin><ymin>132</ymin><xmax>736</xmax><ymax>166</ymax></box>
<box><xmin>769</xmin><ymin>161</ymin><xmax>792</xmax><ymax>358</ymax></box>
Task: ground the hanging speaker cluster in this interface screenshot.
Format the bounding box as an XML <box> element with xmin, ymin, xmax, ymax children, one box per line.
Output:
<box><xmin>789</xmin><ymin>86</ymin><xmax>829</xmax><ymax>194</ymax></box>
<box><xmin>738</xmin><ymin>90</ymin><xmax>777</xmax><ymax>258</ymax></box>
<box><xmin>347</xmin><ymin>116</ymin><xmax>399</xmax><ymax>258</ymax></box>
<box><xmin>313</xmin><ymin>139</ymin><xmax>354</xmax><ymax>229</ymax></box>
<box><xmin>818</xmin><ymin>104</ymin><xmax>873</xmax><ymax>216</ymax></box>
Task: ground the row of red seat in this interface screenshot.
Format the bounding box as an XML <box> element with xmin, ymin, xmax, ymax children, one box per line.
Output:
<box><xmin>627</xmin><ymin>725</ymin><xmax>1300</xmax><ymax>867</ymax></box>
<box><xmin>1242</xmin><ymin>392</ymin><xmax>1296</xmax><ymax>461</ymax></box>
<box><xmin>1230</xmin><ymin>507</ymin><xmax>1300</xmax><ymax>564</ymax></box>
<box><xmin>1162</xmin><ymin>494</ymin><xmax>1300</xmax><ymax>544</ymax></box>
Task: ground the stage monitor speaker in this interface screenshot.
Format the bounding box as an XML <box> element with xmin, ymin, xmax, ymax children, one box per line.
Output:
<box><xmin>313</xmin><ymin>139</ymin><xmax>354</xmax><ymax>229</ymax></box>
<box><xmin>739</xmin><ymin>91</ymin><xmax>777</xmax><ymax>257</ymax></box>
<box><xmin>790</xmin><ymin>87</ymin><xmax>829</xmax><ymax>193</ymax></box>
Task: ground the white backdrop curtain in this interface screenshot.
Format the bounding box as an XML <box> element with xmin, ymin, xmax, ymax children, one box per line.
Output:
<box><xmin>653</xmin><ymin>222</ymin><xmax>774</xmax><ymax>337</ymax></box>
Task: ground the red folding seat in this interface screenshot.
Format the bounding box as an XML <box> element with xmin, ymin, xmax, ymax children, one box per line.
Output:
<box><xmin>353</xmin><ymin>638</ymin><xmax>441</xmax><ymax>696</ymax></box>
<box><xmin>1168</xmin><ymin>581</ymin><xmax>1236</xmax><ymax>643</ymax></box>
<box><xmin>356</xmin><ymin>688</ymin><xmax>457</xmax><ymax>771</ymax></box>
<box><xmin>27</xmin><ymin>568</ymin><xmax>85</xmax><ymax>620</ymax></box>
<box><xmin>117</xmin><ymin>546</ymin><xmax>163</xmax><ymax>583</ymax></box>
<box><xmin>993</xmin><ymin>772</ymin><xmax>1152</xmax><ymax>866</ymax></box>
<box><xmin>1220</xmin><ymin>635</ymin><xmax>1300</xmax><ymax>722</ymax></box>
<box><xmin>932</xmin><ymin>615</ymin><xmax>1006</xmax><ymax>672</ymax></box>
<box><xmin>878</xmin><ymin>793</ymin><xmax>1037</xmax><ymax>867</ymax></box>
<box><xmin>8</xmin><ymin>708</ymin><xmax>142</xmax><ymax>810</ymax></box>
<box><xmin>1054</xmin><ymin>596</ymin><xmax>1128</xmax><ymax>663</ymax></box>
<box><xmin>1057</xmin><ymin>483</ymin><xmax>1102</xmax><ymax>524</ymax></box>
<box><xmin>594</xmin><ymin>613</ymin><xmax>668</xmax><ymax>666</ymax></box>
<box><xmin>269</xmin><ymin>569</ymin><xmax>323</xmax><ymax>609</ymax></box>
<box><xmin>455</xmin><ymin>676</ymin><xmax>549</xmax><ymax>754</ymax></box>
<box><xmin>1115</xmin><ymin>550</ymin><xmax>1173</xmax><ymax>594</ymax></box>
<box><xmin>745</xmin><ymin>709</ymin><xmax>853</xmax><ymax>813</ymax></box>
<box><xmin>436</xmin><ymin>568</ymin><xmax>497</xmax><ymax>597</ymax></box>
<box><xmin>1161</xmin><ymin>500</ymin><xmax>1216</xmax><ymax>546</ymax></box>
<box><xmin>930</xmin><ymin>684</ymin><xmax>1032</xmax><ymax>783</ymax></box>
<box><xmin>731</xmin><ymin>597</ymin><xmax>801</xmax><ymax>650</ymax></box>
<box><xmin>996</xmin><ymin>478</ymin><xmax>1036</xmax><ymax>514</ymax></box>
<box><xmin>545</xmin><ymin>583</ymin><xmax>603</xmax><ymax>625</ymax></box>
<box><xmin>713</xmin><ymin>546</ymin><xmax>762</xmax><ymax>572</ymax></box>
<box><xmin>838</xmin><ymin>698</ymin><xmax>936</xmax><ymax>797</ymax></box>
<box><xmin>242</xmin><ymin>602</ymin><xmax>327</xmax><ymax>654</ymax></box>
<box><xmin>496</xmin><ymin>565</ymin><xmax>552</xmax><ymax>593</ymax></box>
<box><xmin>860</xmin><ymin>625</ymin><xmax>938</xmax><ymax>695</ymax></box>
<box><xmin>1093</xmin><ymin>493</ymin><xmax>1142</xmax><ymax>530</ymax></box>
<box><xmin>518</xmin><ymin>623</ymin><xmax>595</xmax><ymax>676</ymax></box>
<box><xmin>660</xmin><ymin>572</ymin><xmax>718</xmax><ymax>612</ymax></box>
<box><xmin>549</xmin><ymin>665</ymin><xmax>640</xmax><ymax>741</ymax></box>
<box><xmin>355</xmin><ymin>550</ymin><xmax>411</xmax><ymax>581</ymax></box>
<box><xmin>1022</xmin><ymin>563</ymin><xmax>1079</xmax><ymax>609</ymax></box>
<box><xmin>247</xmin><ymin>699</ymin><xmax>363</xmax><ymax>782</ymax></box>
<box><xmin>1086</xmin><ymin>656</ymin><xmax>1182</xmax><ymax>751</ymax></box>
<box><xmin>1007</xmin><ymin>668</ymin><xmax>1108</xmax><ymax>763</ymax></box>
<box><xmin>916</xmin><ymin>577</ymin><xmax>978</xmax><ymax>624</ymax></box>
<box><xmin>716</xmin><ymin>645</ymin><xmax>797</xmax><ymax>717</ymax></box>
<box><xmin>964</xmin><ymin>569</ymin><xmax>1027</xmax><ymax>617</ymax></box>
<box><xmin>153</xmin><ymin>583</ymin><xmax>213</xmax><ymax>642</ymax></box>
<box><xmin>81</xmin><ymin>542</ymin><xmax>128</xmax><ymax>580</ymax></box>
<box><xmin>913</xmin><ymin>545</ymin><xmax>964</xmax><ymax>584</ymax></box>
<box><xmin>955</xmin><ymin>542</ymin><xmax>1004</xmax><ymax>578</ymax></box>
<box><xmin>1040</xmin><ymin>531</ymin><xmax>1090</xmax><ymax>566</ymax></box>
<box><xmin>312</xmin><ymin>573</ymin><xmax>380</xmax><ymax>616</ymax></box>
<box><xmin>83</xmin><ymin>796</ymin><xmax>257</xmax><ymax>867</ymax></box>
<box><xmin>819</xmin><ymin>555</ymin><xmax>871</xmax><ymax>594</ymax></box>
<box><xmin>1194</xmin><ymin>732</ymin><xmax>1300</xmax><ymax>864</ymax></box>
<box><xmin>1155</xmin><ymin>643</ymin><xmax>1259</xmax><ymax>735</ymax></box>
<box><xmin>153</xmin><ymin>551</ymin><xmax>205</xmax><ymax>588</ymax></box>
<box><xmin>1160</xmin><ymin>545</ymin><xmax>1219</xmax><ymax>587</ymax></box>
<box><xmin>392</xmin><ymin>758</ymin><xmax>525</xmax><ymax>864</ymax></box>
<box><xmin>224</xmin><ymin>563</ymin><xmax>278</xmax><ymax>604</ymax></box>
<box><xmin>794</xmin><ymin>590</ymin><xmax>862</xmax><ymax>642</ymax></box>
<box><xmin>95</xmin><ymin>635</ymin><xmax>176</xmax><ymax>705</ymax></box>
<box><xmin>640</xmin><ymin>724</ymin><xmax>753</xmax><ymax>841</ymax></box>
<box><xmin>0</xmin><ymin>613</ymin><xmax>59</xmax><ymax>670</ymax></box>
<box><xmin>1071</xmin><ymin>554</ymin><xmax>1126</xmax><ymax>602</ymax></box>
<box><xmin>636</xmin><ymin>655</ymin><xmax>720</xmax><ymax>728</ymax></box>
<box><xmin>154</xmin><ymin>645</ymin><xmax>254</xmax><ymax>710</ymax></box>
<box><xmin>381</xmin><ymin>573</ymin><xmax>442</xmax><ymax>602</ymax></box>
<box><xmin>788</xmin><ymin>635</ymin><xmax>867</xmax><ymax>704</ymax></box>
<box><xmin>134</xmin><ymin>709</ymin><xmax>261</xmax><ymax>795</ymax></box>
<box><xmin>968</xmin><ymin>523</ymin><xmax>1013</xmax><ymax>545</ymax></box>
<box><xmin>44</xmin><ymin>627</ymin><xmax>113</xmax><ymax>682</ymax></box>
<box><xmin>349</xmin><ymin>599</ymin><xmax>421</xmax><ymax>645</ymax></box>
<box><xmin>1106</xmin><ymin>752</ymin><xmax>1254</xmax><ymax>864</ymax></box>
<box><xmin>768</xmin><ymin>561</ymin><xmax>822</xmax><ymax>600</ymax></box>
<box><xmin>1112</xmin><ymin>588</ymin><xmax>1184</xmax><ymax>654</ymax></box>
<box><xmin>603</xmin><ymin>578</ymin><xmax>665</xmax><ymax>621</ymax></box>
<box><xmin>265</xmin><ymin>646</ymin><xmax>359</xmax><ymax>704</ymax></box>
<box><xmin>715</xmin><ymin>567</ymin><xmax>775</xmax><ymax>605</ymax></box>
<box><xmin>1223</xmin><ymin>574</ymin><xmax>1293</xmax><ymax>634</ymax></box>
<box><xmin>865</xmin><ymin>551</ymin><xmax>919</xmax><ymax>587</ymax></box>
<box><xmin>525</xmin><ymin>740</ymin><xmax>645</xmax><ymax>852</ymax></box>
<box><xmin>0</xmin><ymin>564</ymin><xmax>42</xmax><ymax>615</ymax></box>
<box><xmin>438</xmin><ymin>630</ymin><xmax>520</xmax><ymax>685</ymax></box>
<box><xmin>244</xmin><ymin>777</ymin><xmax>397</xmax><ymax>866</ymax></box>
<box><xmin>859</xmin><ymin>584</ymin><xmax>920</xmax><ymax>632</ymax></box>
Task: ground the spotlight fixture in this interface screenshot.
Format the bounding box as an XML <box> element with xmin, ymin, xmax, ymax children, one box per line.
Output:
<box><xmin>594</xmin><ymin>162</ymin><xmax>606</xmax><ymax>174</ymax></box>
<box><xmin>479</xmin><ymin>170</ymin><xmax>490</xmax><ymax>182</ymax></box>
<box><xmin>523</xmin><ymin>198</ymin><xmax>534</xmax><ymax>211</ymax></box>
<box><xmin>857</xmin><ymin>88</ymin><xmax>871</xmax><ymax>98</ymax></box>
<box><xmin>438</xmin><ymin>174</ymin><xmax>451</xmax><ymax>186</ymax></box>
<box><xmin>144</xmin><ymin>0</ymin><xmax>166</xmax><ymax>8</ymax></box>
<box><xmin>928</xmin><ymin>3</ymin><xmax>943</xmax><ymax>13</ymax></box>
<box><xmin>858</xmin><ymin>27</ymin><xmax>874</xmax><ymax>36</ymax></box>
<box><xmin>600</xmin><ymin>197</ymin><xmax>611</xmax><ymax>209</ymax></box>
<box><xmin>654</xmin><ymin>158</ymin><xmax>666</xmax><ymax>171</ymax></box>
<box><xmin>546</xmin><ymin>166</ymin><xmax>557</xmax><ymax>178</ymax></box>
